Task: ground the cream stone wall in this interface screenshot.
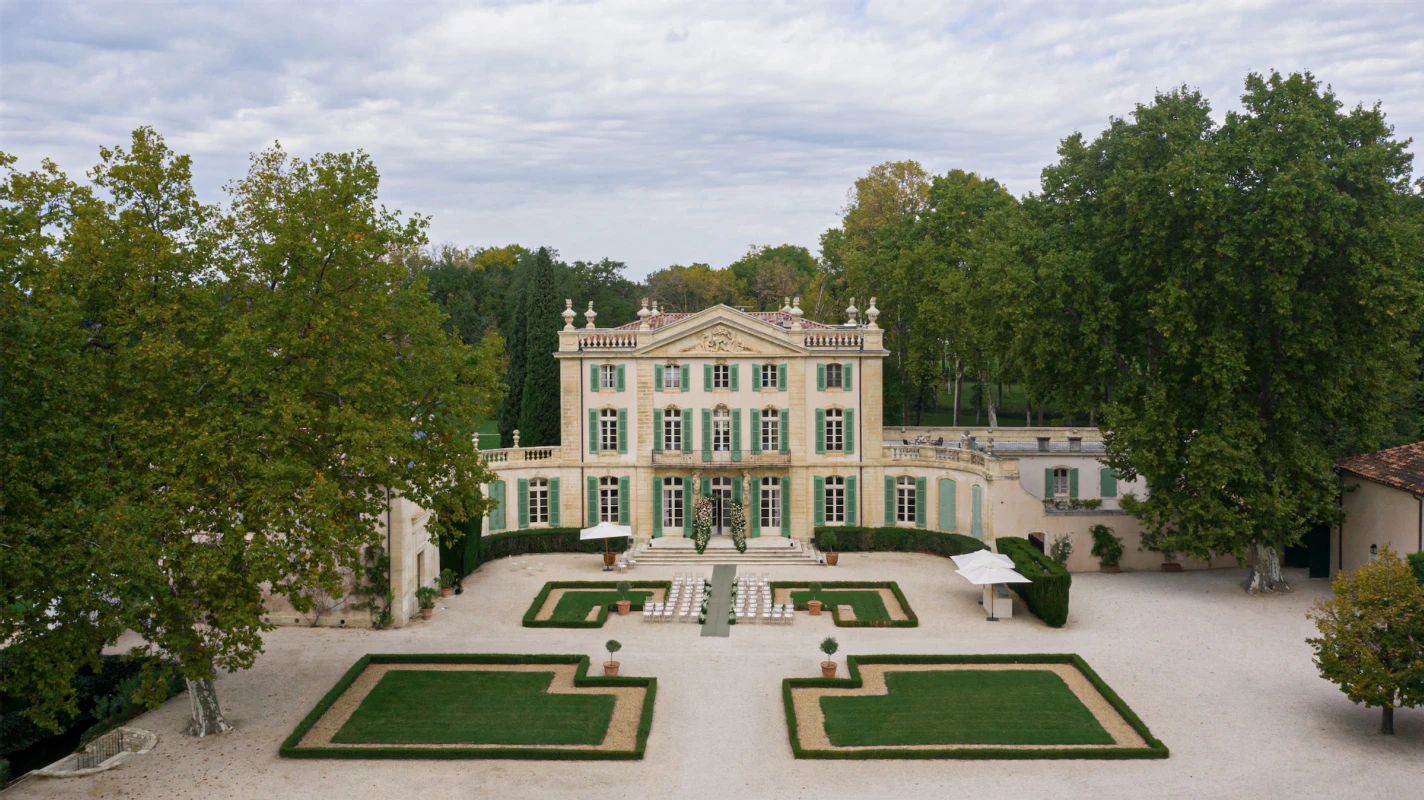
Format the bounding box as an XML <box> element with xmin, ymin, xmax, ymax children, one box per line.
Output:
<box><xmin>1336</xmin><ymin>477</ymin><xmax>1423</xmax><ymax>574</ymax></box>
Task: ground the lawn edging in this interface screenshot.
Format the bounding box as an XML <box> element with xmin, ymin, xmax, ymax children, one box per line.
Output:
<box><xmin>782</xmin><ymin>653</ymin><xmax>1168</xmax><ymax>760</ymax></box>
<box><xmin>768</xmin><ymin>581</ymin><xmax>918</xmax><ymax>628</ymax></box>
<box><xmin>280</xmin><ymin>653</ymin><xmax>657</xmax><ymax>760</ymax></box>
<box><xmin>522</xmin><ymin>581</ymin><xmax>673</xmax><ymax>628</ymax></box>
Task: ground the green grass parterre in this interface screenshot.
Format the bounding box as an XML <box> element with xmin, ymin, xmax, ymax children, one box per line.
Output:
<box><xmin>770</xmin><ymin>581</ymin><xmax>918</xmax><ymax>627</ymax></box>
<box><xmin>523</xmin><ymin>581</ymin><xmax>672</xmax><ymax>628</ymax></box>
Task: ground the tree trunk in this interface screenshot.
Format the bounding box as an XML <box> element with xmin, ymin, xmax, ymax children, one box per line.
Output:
<box><xmin>1381</xmin><ymin>706</ymin><xmax>1395</xmax><ymax>735</ymax></box>
<box><xmin>952</xmin><ymin>362</ymin><xmax>960</xmax><ymax>428</ymax></box>
<box><xmin>980</xmin><ymin>366</ymin><xmax>998</xmax><ymax>429</ymax></box>
<box><xmin>1244</xmin><ymin>541</ymin><xmax>1292</xmax><ymax>594</ymax></box>
<box><xmin>185</xmin><ymin>676</ymin><xmax>233</xmax><ymax>737</ymax></box>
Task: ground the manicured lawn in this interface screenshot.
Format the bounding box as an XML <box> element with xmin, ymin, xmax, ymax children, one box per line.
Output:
<box><xmin>331</xmin><ymin>670</ymin><xmax>615</xmax><ymax>745</ymax></box>
<box><xmin>791</xmin><ymin>590</ymin><xmax>891</xmax><ymax>622</ymax></box>
<box><xmin>550</xmin><ymin>590</ymin><xmax>654</xmax><ymax>623</ymax></box>
<box><xmin>820</xmin><ymin>670</ymin><xmax>1113</xmax><ymax>746</ymax></box>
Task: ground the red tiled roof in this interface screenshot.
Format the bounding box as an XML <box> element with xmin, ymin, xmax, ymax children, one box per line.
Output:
<box><xmin>1337</xmin><ymin>441</ymin><xmax>1424</xmax><ymax>495</ymax></box>
<box><xmin>613</xmin><ymin>306</ymin><xmax>839</xmax><ymax>331</ymax></box>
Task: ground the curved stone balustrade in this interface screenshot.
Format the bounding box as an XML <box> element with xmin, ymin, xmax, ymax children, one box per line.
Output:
<box><xmin>803</xmin><ymin>333</ymin><xmax>864</xmax><ymax>349</ymax></box>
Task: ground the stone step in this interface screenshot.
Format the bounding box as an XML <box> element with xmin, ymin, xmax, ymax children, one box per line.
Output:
<box><xmin>628</xmin><ymin>541</ymin><xmax>823</xmax><ymax>566</ymax></box>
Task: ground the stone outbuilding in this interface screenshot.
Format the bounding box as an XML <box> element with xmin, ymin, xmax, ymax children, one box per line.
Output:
<box><xmin>1334</xmin><ymin>441</ymin><xmax>1424</xmax><ymax>574</ymax></box>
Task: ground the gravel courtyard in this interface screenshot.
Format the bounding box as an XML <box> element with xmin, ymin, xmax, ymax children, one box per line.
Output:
<box><xmin>10</xmin><ymin>551</ymin><xmax>1422</xmax><ymax>799</ymax></box>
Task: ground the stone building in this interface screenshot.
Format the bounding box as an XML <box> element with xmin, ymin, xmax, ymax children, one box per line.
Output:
<box><xmin>1334</xmin><ymin>441</ymin><xmax>1424</xmax><ymax>574</ymax></box>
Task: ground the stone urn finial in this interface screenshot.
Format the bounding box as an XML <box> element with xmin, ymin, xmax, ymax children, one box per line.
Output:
<box><xmin>846</xmin><ymin>297</ymin><xmax>858</xmax><ymax>325</ymax></box>
<box><xmin>562</xmin><ymin>299</ymin><xmax>576</xmax><ymax>331</ymax></box>
<box><xmin>782</xmin><ymin>296</ymin><xmax>792</xmax><ymax>314</ymax></box>
<box><xmin>865</xmin><ymin>297</ymin><xmax>880</xmax><ymax>330</ymax></box>
<box><xmin>638</xmin><ymin>297</ymin><xmax>652</xmax><ymax>330</ymax></box>
<box><xmin>512</xmin><ymin>429</ymin><xmax>521</xmax><ymax>449</ymax></box>
<box><xmin>650</xmin><ymin>299</ymin><xmax>660</xmax><ymax>315</ymax></box>
<box><xmin>584</xmin><ymin>300</ymin><xmax>597</xmax><ymax>329</ymax></box>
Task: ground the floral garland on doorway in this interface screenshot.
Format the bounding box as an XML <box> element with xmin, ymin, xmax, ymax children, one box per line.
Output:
<box><xmin>727</xmin><ymin>499</ymin><xmax>748</xmax><ymax>553</ymax></box>
<box><xmin>692</xmin><ymin>495</ymin><xmax>714</xmax><ymax>554</ymax></box>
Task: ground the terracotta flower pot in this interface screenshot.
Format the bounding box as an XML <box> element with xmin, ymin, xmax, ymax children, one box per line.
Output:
<box><xmin>1161</xmin><ymin>562</ymin><xmax>1183</xmax><ymax>573</ymax></box>
<box><xmin>1099</xmin><ymin>564</ymin><xmax>1120</xmax><ymax>574</ymax></box>
<box><xmin>821</xmin><ymin>661</ymin><xmax>837</xmax><ymax>678</ymax></box>
<box><xmin>808</xmin><ymin>600</ymin><xmax>823</xmax><ymax>616</ymax></box>
<box><xmin>604</xmin><ymin>661</ymin><xmax>620</xmax><ymax>676</ymax></box>
<box><xmin>616</xmin><ymin>599</ymin><xmax>631</xmax><ymax>616</ymax></box>
<box><xmin>440</xmin><ymin>587</ymin><xmax>453</xmax><ymax>598</ymax></box>
<box><xmin>603</xmin><ymin>551</ymin><xmax>617</xmax><ymax>568</ymax></box>
<box><xmin>420</xmin><ymin>607</ymin><xmax>433</xmax><ymax>620</ymax></box>
<box><xmin>825</xmin><ymin>552</ymin><xmax>839</xmax><ymax>566</ymax></box>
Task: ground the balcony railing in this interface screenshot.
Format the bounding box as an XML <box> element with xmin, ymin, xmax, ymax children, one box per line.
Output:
<box><xmin>577</xmin><ymin>333</ymin><xmax>638</xmax><ymax>349</ymax></box>
<box><xmin>803</xmin><ymin>333</ymin><xmax>863</xmax><ymax>349</ymax></box>
<box><xmin>480</xmin><ymin>447</ymin><xmax>557</xmax><ymax>465</ymax></box>
<box><xmin>651</xmin><ymin>449</ymin><xmax>791</xmax><ymax>466</ymax></box>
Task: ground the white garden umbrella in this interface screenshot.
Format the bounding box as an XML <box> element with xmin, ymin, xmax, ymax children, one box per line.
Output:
<box><xmin>956</xmin><ymin>564</ymin><xmax>1031</xmax><ymax>622</ymax></box>
<box><xmin>950</xmin><ymin>551</ymin><xmax>1015</xmax><ymax>570</ymax></box>
<box><xmin>581</xmin><ymin>522</ymin><xmax>632</xmax><ymax>570</ymax></box>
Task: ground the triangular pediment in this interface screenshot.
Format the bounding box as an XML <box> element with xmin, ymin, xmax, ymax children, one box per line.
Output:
<box><xmin>640</xmin><ymin>306</ymin><xmax>806</xmax><ymax>357</ymax></box>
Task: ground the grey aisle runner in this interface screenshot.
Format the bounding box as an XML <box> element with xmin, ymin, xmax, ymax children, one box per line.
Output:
<box><xmin>700</xmin><ymin>564</ymin><xmax>736</xmax><ymax>638</ymax></box>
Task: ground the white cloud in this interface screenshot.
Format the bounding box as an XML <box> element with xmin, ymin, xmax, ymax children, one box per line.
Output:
<box><xmin>2</xmin><ymin>0</ymin><xmax>1420</xmax><ymax>277</ymax></box>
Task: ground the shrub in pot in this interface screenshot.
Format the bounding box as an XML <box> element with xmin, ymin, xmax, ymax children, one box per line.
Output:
<box><xmin>1048</xmin><ymin>533</ymin><xmax>1073</xmax><ymax>567</ymax></box>
<box><xmin>1090</xmin><ymin>524</ymin><xmax>1124</xmax><ymax>573</ymax></box>
<box><xmin>819</xmin><ymin>636</ymin><xmax>839</xmax><ymax>678</ymax></box>
<box><xmin>615</xmin><ymin>580</ymin><xmax>632</xmax><ymax>615</ymax></box>
<box><xmin>415</xmin><ymin>586</ymin><xmax>439</xmax><ymax>620</ymax></box>
<box><xmin>604</xmin><ymin>639</ymin><xmax>622</xmax><ymax>676</ymax></box>
<box><xmin>821</xmin><ymin>531</ymin><xmax>839</xmax><ymax>566</ymax></box>
<box><xmin>807</xmin><ymin>582</ymin><xmax>823</xmax><ymax>615</ymax></box>
<box><xmin>438</xmin><ymin>568</ymin><xmax>458</xmax><ymax>597</ymax></box>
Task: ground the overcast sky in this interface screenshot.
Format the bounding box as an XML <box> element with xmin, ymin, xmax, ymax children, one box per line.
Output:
<box><xmin>3</xmin><ymin>1</ymin><xmax>1421</xmax><ymax>278</ymax></box>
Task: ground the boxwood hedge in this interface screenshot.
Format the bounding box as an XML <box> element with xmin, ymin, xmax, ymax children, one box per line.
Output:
<box><xmin>768</xmin><ymin>581</ymin><xmax>918</xmax><ymax>627</ymax></box>
<box><xmin>476</xmin><ymin>528</ymin><xmax>629</xmax><ymax>568</ymax></box>
<box><xmin>522</xmin><ymin>581</ymin><xmax>673</xmax><ymax>628</ymax></box>
<box><xmin>813</xmin><ymin>527</ymin><xmax>987</xmax><ymax>558</ymax></box>
<box><xmin>996</xmin><ymin>536</ymin><xmax>1072</xmax><ymax>628</ymax></box>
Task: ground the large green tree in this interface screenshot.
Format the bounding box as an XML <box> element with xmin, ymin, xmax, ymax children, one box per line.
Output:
<box><xmin>1015</xmin><ymin>72</ymin><xmax>1424</xmax><ymax>591</ymax></box>
<box><xmin>518</xmin><ymin>247</ymin><xmax>563</xmax><ymax>446</ymax></box>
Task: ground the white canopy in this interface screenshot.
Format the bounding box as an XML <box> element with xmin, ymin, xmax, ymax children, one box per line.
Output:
<box><xmin>580</xmin><ymin>522</ymin><xmax>633</xmax><ymax>541</ymax></box>
<box><xmin>950</xmin><ymin>551</ymin><xmax>1015</xmax><ymax>570</ymax></box>
<box><xmin>956</xmin><ymin>565</ymin><xmax>1032</xmax><ymax>586</ymax></box>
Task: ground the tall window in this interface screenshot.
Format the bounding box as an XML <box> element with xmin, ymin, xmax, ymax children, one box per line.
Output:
<box><xmin>896</xmin><ymin>476</ymin><xmax>916</xmax><ymax>523</ymax></box>
<box><xmin>663</xmin><ymin>407</ymin><xmax>682</xmax><ymax>452</ymax></box>
<box><xmin>825</xmin><ymin>476</ymin><xmax>845</xmax><ymax>524</ymax></box>
<box><xmin>761</xmin><ymin>477</ymin><xmax>781</xmax><ymax>530</ymax></box>
<box><xmin>761</xmin><ymin>363</ymin><xmax>777</xmax><ymax>389</ymax></box>
<box><xmin>599</xmin><ymin>476</ymin><xmax>619</xmax><ymax>523</ymax></box>
<box><xmin>713</xmin><ymin>363</ymin><xmax>730</xmax><ymax>389</ymax></box>
<box><xmin>665</xmin><ymin>363</ymin><xmax>681</xmax><ymax>389</ymax></box>
<box><xmin>825</xmin><ymin>363</ymin><xmax>844</xmax><ymax>389</ymax></box>
<box><xmin>712</xmin><ymin>407</ymin><xmax>730</xmax><ymax>451</ymax></box>
<box><xmin>1052</xmin><ymin>468</ymin><xmax>1069</xmax><ymax>497</ymax></box>
<box><xmin>761</xmin><ymin>408</ymin><xmax>779</xmax><ymax>453</ymax></box>
<box><xmin>600</xmin><ymin>408</ymin><xmax>619</xmax><ymax>452</ymax></box>
<box><xmin>530</xmin><ymin>478</ymin><xmax>549</xmax><ymax>524</ymax></box>
<box><xmin>600</xmin><ymin>364</ymin><xmax>617</xmax><ymax>390</ymax></box>
<box><xmin>663</xmin><ymin>477</ymin><xmax>683</xmax><ymax>528</ymax></box>
<box><xmin>825</xmin><ymin>408</ymin><xmax>844</xmax><ymax>452</ymax></box>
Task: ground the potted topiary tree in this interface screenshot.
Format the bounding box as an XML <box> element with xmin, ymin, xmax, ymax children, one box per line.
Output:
<box><xmin>819</xmin><ymin>636</ymin><xmax>839</xmax><ymax>678</ymax></box>
<box><xmin>604</xmin><ymin>639</ymin><xmax>622</xmax><ymax>676</ymax></box>
<box><xmin>615</xmin><ymin>581</ymin><xmax>632</xmax><ymax>615</ymax></box>
<box><xmin>821</xmin><ymin>530</ymin><xmax>839</xmax><ymax>566</ymax></box>
<box><xmin>1090</xmin><ymin>524</ymin><xmax>1124</xmax><ymax>573</ymax></box>
<box><xmin>438</xmin><ymin>568</ymin><xmax>458</xmax><ymax>598</ymax></box>
<box><xmin>415</xmin><ymin>586</ymin><xmax>439</xmax><ymax>620</ymax></box>
<box><xmin>807</xmin><ymin>582</ymin><xmax>824</xmax><ymax>616</ymax></box>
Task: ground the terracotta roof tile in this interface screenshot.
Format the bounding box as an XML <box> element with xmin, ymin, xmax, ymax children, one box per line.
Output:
<box><xmin>1337</xmin><ymin>441</ymin><xmax>1424</xmax><ymax>495</ymax></box>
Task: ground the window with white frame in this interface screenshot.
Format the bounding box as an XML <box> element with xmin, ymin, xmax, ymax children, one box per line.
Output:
<box><xmin>761</xmin><ymin>408</ymin><xmax>779</xmax><ymax>453</ymax></box>
<box><xmin>665</xmin><ymin>363</ymin><xmax>681</xmax><ymax>389</ymax></box>
<box><xmin>1052</xmin><ymin>468</ymin><xmax>1069</xmax><ymax>497</ymax></box>
<box><xmin>663</xmin><ymin>407</ymin><xmax>682</xmax><ymax>452</ymax></box>
<box><xmin>712</xmin><ymin>407</ymin><xmax>730</xmax><ymax>452</ymax></box>
<box><xmin>600</xmin><ymin>408</ymin><xmax>619</xmax><ymax>452</ymax></box>
<box><xmin>663</xmin><ymin>477</ymin><xmax>683</xmax><ymax>528</ymax></box>
<box><xmin>761</xmin><ymin>363</ymin><xmax>777</xmax><ymax>389</ymax></box>
<box><xmin>713</xmin><ymin>363</ymin><xmax>730</xmax><ymax>389</ymax></box>
<box><xmin>600</xmin><ymin>364</ymin><xmax>617</xmax><ymax>390</ymax></box>
<box><xmin>760</xmin><ymin>477</ymin><xmax>781</xmax><ymax>529</ymax></box>
<box><xmin>825</xmin><ymin>476</ymin><xmax>845</xmax><ymax>524</ymax></box>
<box><xmin>896</xmin><ymin>476</ymin><xmax>916</xmax><ymax>523</ymax></box>
<box><xmin>825</xmin><ymin>363</ymin><xmax>844</xmax><ymax>389</ymax></box>
<box><xmin>600</xmin><ymin>476</ymin><xmax>619</xmax><ymax>522</ymax></box>
<box><xmin>529</xmin><ymin>478</ymin><xmax>549</xmax><ymax>524</ymax></box>
<box><xmin>825</xmin><ymin>408</ymin><xmax>844</xmax><ymax>452</ymax></box>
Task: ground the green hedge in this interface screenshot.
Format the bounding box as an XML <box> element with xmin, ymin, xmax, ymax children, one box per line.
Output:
<box><xmin>996</xmin><ymin>537</ymin><xmax>1072</xmax><ymax>628</ymax></box>
<box><xmin>522</xmin><ymin>581</ymin><xmax>673</xmax><ymax>628</ymax></box>
<box><xmin>782</xmin><ymin>653</ymin><xmax>1168</xmax><ymax>760</ymax></box>
<box><xmin>768</xmin><ymin>581</ymin><xmax>918</xmax><ymax>628</ymax></box>
<box><xmin>440</xmin><ymin>515</ymin><xmax>482</xmax><ymax>581</ymax></box>
<box><xmin>477</xmin><ymin>528</ymin><xmax>629</xmax><ymax>568</ymax></box>
<box><xmin>1408</xmin><ymin>551</ymin><xmax>1424</xmax><ymax>585</ymax></box>
<box><xmin>814</xmin><ymin>527</ymin><xmax>987</xmax><ymax>558</ymax></box>
<box><xmin>280</xmin><ymin>653</ymin><xmax>656</xmax><ymax>760</ymax></box>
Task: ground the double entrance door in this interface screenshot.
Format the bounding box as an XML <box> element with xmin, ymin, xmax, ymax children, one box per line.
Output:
<box><xmin>709</xmin><ymin>477</ymin><xmax>733</xmax><ymax>535</ymax></box>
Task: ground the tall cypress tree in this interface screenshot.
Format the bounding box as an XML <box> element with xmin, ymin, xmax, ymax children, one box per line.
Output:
<box><xmin>495</xmin><ymin>263</ymin><xmax>528</xmax><ymax>448</ymax></box>
<box><xmin>518</xmin><ymin>247</ymin><xmax>563</xmax><ymax>446</ymax></box>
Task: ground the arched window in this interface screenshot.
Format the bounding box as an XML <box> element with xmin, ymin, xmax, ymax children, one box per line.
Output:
<box><xmin>663</xmin><ymin>406</ymin><xmax>682</xmax><ymax>452</ymax></box>
<box><xmin>896</xmin><ymin>475</ymin><xmax>916</xmax><ymax>523</ymax></box>
<box><xmin>599</xmin><ymin>476</ymin><xmax>619</xmax><ymax>523</ymax></box>
<box><xmin>825</xmin><ymin>408</ymin><xmax>844</xmax><ymax>452</ymax></box>
<box><xmin>760</xmin><ymin>406</ymin><xmax>780</xmax><ymax>452</ymax></box>
<box><xmin>529</xmin><ymin>478</ymin><xmax>549</xmax><ymax>524</ymax></box>
<box><xmin>760</xmin><ymin>476</ymin><xmax>782</xmax><ymax>529</ymax></box>
<box><xmin>824</xmin><ymin>476</ymin><xmax>845</xmax><ymax>524</ymax></box>
<box><xmin>712</xmin><ymin>407</ymin><xmax>731</xmax><ymax>452</ymax></box>
<box><xmin>600</xmin><ymin>408</ymin><xmax>619</xmax><ymax>452</ymax></box>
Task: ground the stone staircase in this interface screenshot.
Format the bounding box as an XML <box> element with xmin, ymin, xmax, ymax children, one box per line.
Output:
<box><xmin>628</xmin><ymin>536</ymin><xmax>824</xmax><ymax>567</ymax></box>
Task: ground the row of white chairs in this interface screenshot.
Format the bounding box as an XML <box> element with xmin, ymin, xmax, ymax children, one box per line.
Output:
<box><xmin>734</xmin><ymin>603</ymin><xmax>795</xmax><ymax>624</ymax></box>
<box><xmin>642</xmin><ymin>603</ymin><xmax>698</xmax><ymax>623</ymax></box>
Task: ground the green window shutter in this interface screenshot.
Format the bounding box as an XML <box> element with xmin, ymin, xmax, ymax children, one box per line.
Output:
<box><xmin>490</xmin><ymin>480</ymin><xmax>506</xmax><ymax>531</ymax></box>
<box><xmin>701</xmin><ymin>476</ymin><xmax>711</xmax><ymax>498</ymax></box>
<box><xmin>1069</xmin><ymin>468</ymin><xmax>1079</xmax><ymax>499</ymax></box>
<box><xmin>750</xmin><ymin>409</ymin><xmax>762</xmax><ymax>454</ymax></box>
<box><xmin>971</xmin><ymin>484</ymin><xmax>983</xmax><ymax>538</ymax></box>
<box><xmin>817</xmin><ymin>363</ymin><xmax>826</xmax><ymax>391</ymax></box>
<box><xmin>655</xmin><ymin>364</ymin><xmax>664</xmax><ymax>391</ymax></box>
<box><xmin>844</xmin><ymin>362</ymin><xmax>853</xmax><ymax>391</ymax></box>
<box><xmin>701</xmin><ymin>409</ymin><xmax>712</xmax><ymax>461</ymax></box>
<box><xmin>778</xmin><ymin>363</ymin><xmax>787</xmax><ymax>391</ymax></box>
<box><xmin>548</xmin><ymin>478</ymin><xmax>560</xmax><ymax>526</ymax></box>
<box><xmin>517</xmin><ymin>478</ymin><xmax>529</xmax><ymax>530</ymax></box>
<box><xmin>750</xmin><ymin>483</ymin><xmax>761</xmax><ymax>538</ymax></box>
<box><xmin>681</xmin><ymin>409</ymin><xmax>693</xmax><ymax>453</ymax></box>
<box><xmin>1045</xmin><ymin>468</ymin><xmax>1054</xmax><ymax>498</ymax></box>
<box><xmin>752</xmin><ymin>365</ymin><xmax>761</xmax><ymax>393</ymax></box>
<box><xmin>730</xmin><ymin>364</ymin><xmax>739</xmax><ymax>391</ymax></box>
<box><xmin>815</xmin><ymin>408</ymin><xmax>826</xmax><ymax>454</ymax></box>
<box><xmin>731</xmin><ymin>409</ymin><xmax>742</xmax><ymax>462</ymax></box>
<box><xmin>732</xmin><ymin>477</ymin><xmax>742</xmax><ymax>513</ymax></box>
<box><xmin>846</xmin><ymin>475</ymin><xmax>857</xmax><ymax>526</ymax></box>
<box><xmin>780</xmin><ymin>477</ymin><xmax>791</xmax><ymax>536</ymax></box>
<box><xmin>616</xmin><ymin>364</ymin><xmax>625</xmax><ymax>392</ymax></box>
<box><xmin>779</xmin><ymin>408</ymin><xmax>790</xmax><ymax>455</ymax></box>
<box><xmin>617</xmin><ymin>408</ymin><xmax>628</xmax><ymax>454</ymax></box>
<box><xmin>618</xmin><ymin>476</ymin><xmax>630</xmax><ymax>524</ymax></box>
<box><xmin>884</xmin><ymin>476</ymin><xmax>895</xmax><ymax>525</ymax></box>
<box><xmin>590</xmin><ymin>364</ymin><xmax>599</xmax><ymax>391</ymax></box>
<box><xmin>813</xmin><ymin>476</ymin><xmax>825</xmax><ymax>527</ymax></box>
<box><xmin>844</xmin><ymin>409</ymin><xmax>855</xmax><ymax>454</ymax></box>
<box><xmin>652</xmin><ymin>477</ymin><xmax>663</xmax><ymax>537</ymax></box>
<box><xmin>683</xmin><ymin>476</ymin><xmax>694</xmax><ymax>537</ymax></box>
<box><xmin>680</xmin><ymin>364</ymin><xmax>690</xmax><ymax>389</ymax></box>
<box><xmin>915</xmin><ymin>477</ymin><xmax>927</xmax><ymax>528</ymax></box>
<box><xmin>1101</xmin><ymin>467</ymin><xmax>1118</xmax><ymax>498</ymax></box>
<box><xmin>587</xmin><ymin>476</ymin><xmax>598</xmax><ymax>523</ymax></box>
<box><xmin>589</xmin><ymin>409</ymin><xmax>599</xmax><ymax>454</ymax></box>
<box><xmin>704</xmin><ymin>364</ymin><xmax>712</xmax><ymax>391</ymax></box>
<box><xmin>938</xmin><ymin>478</ymin><xmax>956</xmax><ymax>532</ymax></box>
<box><xmin>653</xmin><ymin>411</ymin><xmax>663</xmax><ymax>454</ymax></box>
